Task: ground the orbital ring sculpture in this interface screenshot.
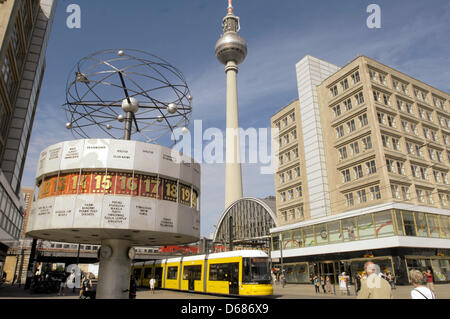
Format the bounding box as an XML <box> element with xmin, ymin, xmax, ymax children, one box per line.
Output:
<box><xmin>63</xmin><ymin>49</ymin><xmax>192</xmax><ymax>144</ymax></box>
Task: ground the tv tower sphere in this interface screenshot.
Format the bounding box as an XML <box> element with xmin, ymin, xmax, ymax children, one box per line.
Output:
<box><xmin>215</xmin><ymin>1</ymin><xmax>247</xmax><ymax>65</ymax></box>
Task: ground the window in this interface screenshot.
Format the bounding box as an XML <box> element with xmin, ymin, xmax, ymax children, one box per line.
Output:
<box><xmin>350</xmin><ymin>141</ymin><xmax>359</xmax><ymax>155</ymax></box>
<box><xmin>330</xmin><ymin>85</ymin><xmax>338</xmax><ymax>97</ymax></box>
<box><xmin>303</xmin><ymin>226</ymin><xmax>315</xmax><ymax>247</ymax></box>
<box><xmin>411</xmin><ymin>165</ymin><xmax>419</xmax><ymax>178</ymax></box>
<box><xmin>280</xmin><ymin>192</ymin><xmax>286</xmax><ymax>202</ymax></box>
<box><xmin>358</xmin><ymin>113</ymin><xmax>368</xmax><ymax>127</ymax></box>
<box><xmin>296</xmin><ymin>186</ymin><xmax>302</xmax><ymax>198</ymax></box>
<box><xmin>386</xmin><ymin>159</ymin><xmax>395</xmax><ymax>173</ymax></box>
<box><xmin>373</xmin><ymin>90</ymin><xmax>381</xmax><ymax>103</ymax></box>
<box><xmin>401</xmin><ymin>120</ymin><xmax>409</xmax><ymax>133</ymax></box>
<box><xmin>315</xmin><ymin>224</ymin><xmax>329</xmax><ymax>245</ymax></box>
<box><xmin>377</xmin><ymin>112</ymin><xmax>386</xmax><ymax>125</ymax></box>
<box><xmin>294</xmin><ymin>166</ymin><xmax>300</xmax><ymax>178</ymax></box>
<box><xmin>392</xmin><ymin>137</ymin><xmax>400</xmax><ymax>151</ymax></box>
<box><xmin>370</xmin><ymin>185</ymin><xmax>381</xmax><ymax>200</ymax></box>
<box><xmin>341</xmin><ymin>169</ymin><xmax>351</xmax><ymax>183</ymax></box>
<box><xmin>209</xmin><ymin>263</ymin><xmax>239</xmax><ymax>281</ymax></box>
<box><xmin>293</xmin><ymin>148</ymin><xmax>299</xmax><ymax>159</ymax></box>
<box><xmin>343</xmin><ymin>98</ymin><xmax>352</xmax><ymax>111</ymax></box>
<box><xmin>357</xmin><ymin>189</ymin><xmax>367</xmax><ymax>203</ymax></box>
<box><xmin>387</xmin><ymin>115</ymin><xmax>396</xmax><ymax>128</ymax></box>
<box><xmin>415</xmin><ymin>212</ymin><xmax>429</xmax><ymax>237</ymax></box>
<box><xmin>406</xmin><ymin>102</ymin><xmax>413</xmax><ymax>114</ymax></box>
<box><xmin>351</xmin><ymin>71</ymin><xmax>360</xmax><ymax>84</ymax></box>
<box><xmin>289</xmin><ymin>112</ymin><xmax>295</xmax><ymax>122</ymax></box>
<box><xmin>401</xmin><ymin>186</ymin><xmax>410</xmax><ymax>200</ymax></box>
<box><xmin>328</xmin><ymin>221</ymin><xmax>342</xmax><ymax>244</ymax></box>
<box><xmin>358</xmin><ymin>214</ymin><xmax>375</xmax><ymax>240</ymax></box>
<box><xmin>428</xmin><ymin>215</ymin><xmax>441</xmax><ymax>238</ymax></box>
<box><xmin>297</xmin><ymin>206</ymin><xmax>304</xmax><ymax>219</ymax></box>
<box><xmin>391</xmin><ymin>184</ymin><xmax>400</xmax><ymax>199</ymax></box>
<box><xmin>402</xmin><ymin>211</ymin><xmax>416</xmax><ymax>236</ymax></box>
<box><xmin>366</xmin><ymin>160</ymin><xmax>377</xmax><ymax>174</ymax></box>
<box><xmin>381</xmin><ymin>135</ymin><xmax>390</xmax><ymax>148</ymax></box>
<box><xmin>345</xmin><ymin>193</ymin><xmax>354</xmax><ymax>207</ymax></box>
<box><xmin>396</xmin><ymin>161</ymin><xmax>405</xmax><ymax>175</ymax></box>
<box><xmin>340</xmin><ymin>79</ymin><xmax>349</xmax><ymax>91</ymax></box>
<box><xmin>355</xmin><ymin>92</ymin><xmax>364</xmax><ymax>105</ymax></box>
<box><xmin>288</xmin><ymin>189</ymin><xmax>294</xmax><ymax>200</ymax></box>
<box><xmin>353</xmin><ymin>165</ymin><xmax>363</xmax><ymax>179</ymax></box>
<box><xmin>369</xmin><ymin>69</ymin><xmax>377</xmax><ymax>81</ymax></box>
<box><xmin>291</xmin><ymin>129</ymin><xmax>297</xmax><ymax>140</ymax></box>
<box><xmin>439</xmin><ymin>194</ymin><xmax>448</xmax><ymax>207</ymax></box>
<box><xmin>336</xmin><ymin>125</ymin><xmax>344</xmax><ymax>138</ymax></box>
<box><xmin>167</xmin><ymin>266</ymin><xmax>178</xmax><ymax>280</ymax></box>
<box><xmin>346</xmin><ymin>119</ymin><xmax>356</xmax><ymax>133</ymax></box>
<box><xmin>338</xmin><ymin>146</ymin><xmax>348</xmax><ymax>160</ymax></box>
<box><xmin>342</xmin><ymin>218</ymin><xmax>357</xmax><ymax>241</ymax></box>
<box><xmin>332</xmin><ymin>105</ymin><xmax>341</xmax><ymax>117</ymax></box>
<box><xmin>416</xmin><ymin>189</ymin><xmax>425</xmax><ymax>203</ymax></box>
<box><xmin>362</xmin><ymin>136</ymin><xmax>372</xmax><ymax>150</ymax></box>
<box><xmin>374</xmin><ymin>211</ymin><xmax>395</xmax><ymax>238</ymax></box>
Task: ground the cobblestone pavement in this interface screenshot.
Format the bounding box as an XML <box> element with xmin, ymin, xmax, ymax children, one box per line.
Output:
<box><xmin>1</xmin><ymin>283</ymin><xmax>449</xmax><ymax>299</ymax></box>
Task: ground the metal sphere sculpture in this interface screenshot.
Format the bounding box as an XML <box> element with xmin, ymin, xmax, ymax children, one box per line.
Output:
<box><xmin>63</xmin><ymin>49</ymin><xmax>193</xmax><ymax>144</ymax></box>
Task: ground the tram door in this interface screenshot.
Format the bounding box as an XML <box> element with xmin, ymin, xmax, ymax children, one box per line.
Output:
<box><xmin>155</xmin><ymin>267</ymin><xmax>163</xmax><ymax>288</ymax></box>
<box><xmin>229</xmin><ymin>263</ymin><xmax>239</xmax><ymax>295</ymax></box>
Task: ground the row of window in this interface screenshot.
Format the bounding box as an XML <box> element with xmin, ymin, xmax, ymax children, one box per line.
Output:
<box><xmin>279</xmin><ymin>185</ymin><xmax>303</xmax><ymax>203</ymax></box>
<box><xmin>340</xmin><ymin>160</ymin><xmax>377</xmax><ymax>184</ymax></box>
<box><xmin>329</xmin><ymin>70</ymin><xmax>361</xmax><ymax>98</ymax></box>
<box><xmin>344</xmin><ymin>185</ymin><xmax>381</xmax><ymax>207</ymax></box>
<box><xmin>338</xmin><ymin>135</ymin><xmax>372</xmax><ymax>161</ymax></box>
<box><xmin>0</xmin><ymin>184</ymin><xmax>23</xmax><ymax>239</ymax></box>
<box><xmin>381</xmin><ymin>131</ymin><xmax>448</xmax><ymax>164</ymax></box>
<box><xmin>278</xmin><ymin>128</ymin><xmax>297</xmax><ymax>149</ymax></box>
<box><xmin>278</xmin><ymin>147</ymin><xmax>299</xmax><ymax>166</ymax></box>
<box><xmin>272</xmin><ymin>209</ymin><xmax>450</xmax><ymax>251</ymax></box>
<box><xmin>274</xmin><ymin>111</ymin><xmax>296</xmax><ymax>132</ymax></box>
<box><xmin>278</xmin><ymin>165</ymin><xmax>301</xmax><ymax>184</ymax></box>
<box><xmin>369</xmin><ymin>68</ymin><xmax>448</xmax><ymax>113</ymax></box>
<box><xmin>335</xmin><ymin>107</ymin><xmax>368</xmax><ymax>139</ymax></box>
<box><xmin>280</xmin><ymin>205</ymin><xmax>304</xmax><ymax>223</ymax></box>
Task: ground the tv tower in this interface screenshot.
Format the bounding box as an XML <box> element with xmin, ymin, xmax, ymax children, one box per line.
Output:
<box><xmin>215</xmin><ymin>0</ymin><xmax>247</xmax><ymax>208</ymax></box>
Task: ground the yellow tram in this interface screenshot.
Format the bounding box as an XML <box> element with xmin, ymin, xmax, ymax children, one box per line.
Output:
<box><xmin>131</xmin><ymin>250</ymin><xmax>273</xmax><ymax>296</ymax></box>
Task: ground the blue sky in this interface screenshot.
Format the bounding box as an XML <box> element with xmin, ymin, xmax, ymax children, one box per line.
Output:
<box><xmin>23</xmin><ymin>0</ymin><xmax>450</xmax><ymax>238</ymax></box>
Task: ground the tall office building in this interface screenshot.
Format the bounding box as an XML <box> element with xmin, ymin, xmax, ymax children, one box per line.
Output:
<box><xmin>0</xmin><ymin>0</ymin><xmax>57</xmax><ymax>275</ymax></box>
<box><xmin>270</xmin><ymin>55</ymin><xmax>450</xmax><ymax>285</ymax></box>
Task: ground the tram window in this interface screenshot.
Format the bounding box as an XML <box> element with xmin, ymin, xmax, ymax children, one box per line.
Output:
<box><xmin>167</xmin><ymin>266</ymin><xmax>178</xmax><ymax>280</ymax></box>
<box><xmin>209</xmin><ymin>263</ymin><xmax>237</xmax><ymax>281</ymax></box>
<box><xmin>144</xmin><ymin>268</ymin><xmax>152</xmax><ymax>279</ymax></box>
<box><xmin>183</xmin><ymin>265</ymin><xmax>202</xmax><ymax>280</ymax></box>
<box><xmin>134</xmin><ymin>268</ymin><xmax>142</xmax><ymax>279</ymax></box>
<box><xmin>242</xmin><ymin>258</ymin><xmax>270</xmax><ymax>284</ymax></box>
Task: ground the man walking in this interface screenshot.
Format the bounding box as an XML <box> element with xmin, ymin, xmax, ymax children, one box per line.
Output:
<box><xmin>357</xmin><ymin>262</ymin><xmax>393</xmax><ymax>299</ymax></box>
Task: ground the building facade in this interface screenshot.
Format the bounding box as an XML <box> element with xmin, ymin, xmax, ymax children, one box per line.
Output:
<box><xmin>270</xmin><ymin>55</ymin><xmax>450</xmax><ymax>285</ymax></box>
<box><xmin>0</xmin><ymin>0</ymin><xmax>57</xmax><ymax>277</ymax></box>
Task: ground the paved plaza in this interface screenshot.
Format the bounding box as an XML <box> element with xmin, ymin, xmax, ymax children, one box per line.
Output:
<box><xmin>0</xmin><ymin>283</ymin><xmax>449</xmax><ymax>299</ymax></box>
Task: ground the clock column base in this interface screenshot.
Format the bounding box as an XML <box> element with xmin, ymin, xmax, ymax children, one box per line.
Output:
<box><xmin>96</xmin><ymin>239</ymin><xmax>132</xmax><ymax>299</ymax></box>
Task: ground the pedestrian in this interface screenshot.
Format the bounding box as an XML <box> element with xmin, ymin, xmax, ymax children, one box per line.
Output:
<box><xmin>339</xmin><ymin>272</ymin><xmax>347</xmax><ymax>295</ymax></box>
<box><xmin>357</xmin><ymin>262</ymin><xmax>393</xmax><ymax>299</ymax></box>
<box><xmin>424</xmin><ymin>269</ymin><xmax>437</xmax><ymax>297</ymax></box>
<box><xmin>386</xmin><ymin>272</ymin><xmax>395</xmax><ymax>290</ymax></box>
<box><xmin>325</xmin><ymin>275</ymin><xmax>332</xmax><ymax>294</ymax></box>
<box><xmin>313</xmin><ymin>276</ymin><xmax>320</xmax><ymax>293</ymax></box>
<box><xmin>149</xmin><ymin>277</ymin><xmax>155</xmax><ymax>294</ymax></box>
<box><xmin>129</xmin><ymin>275</ymin><xmax>138</xmax><ymax>299</ymax></box>
<box><xmin>320</xmin><ymin>276</ymin><xmax>326</xmax><ymax>293</ymax></box>
<box><xmin>80</xmin><ymin>274</ymin><xmax>92</xmax><ymax>299</ymax></box>
<box><xmin>58</xmin><ymin>274</ymin><xmax>67</xmax><ymax>296</ymax></box>
<box><xmin>355</xmin><ymin>273</ymin><xmax>361</xmax><ymax>294</ymax></box>
<box><xmin>410</xmin><ymin>269</ymin><xmax>436</xmax><ymax>299</ymax></box>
